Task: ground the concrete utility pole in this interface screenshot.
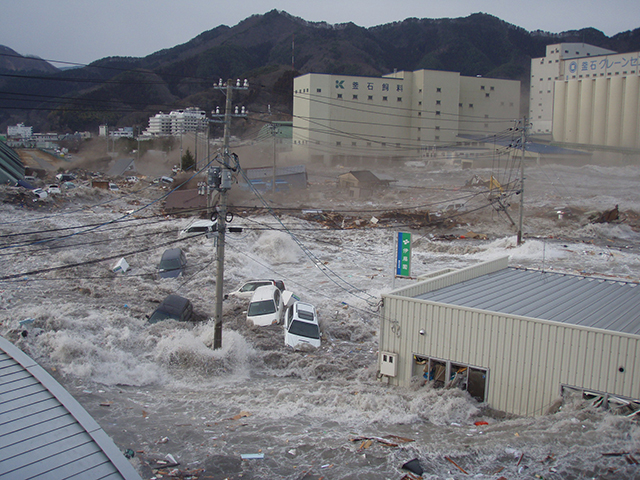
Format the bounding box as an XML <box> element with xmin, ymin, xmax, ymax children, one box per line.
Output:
<box><xmin>271</xmin><ymin>123</ymin><xmax>278</xmax><ymax>194</ymax></box>
<box><xmin>212</xmin><ymin>78</ymin><xmax>248</xmax><ymax>350</ymax></box>
<box><xmin>516</xmin><ymin>118</ymin><xmax>527</xmax><ymax>246</ymax></box>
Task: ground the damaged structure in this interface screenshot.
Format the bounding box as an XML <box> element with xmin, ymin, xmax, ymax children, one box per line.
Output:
<box><xmin>337</xmin><ymin>170</ymin><xmax>390</xmax><ymax>199</ymax></box>
<box><xmin>378</xmin><ymin>257</ymin><xmax>640</xmax><ymax>417</ymax></box>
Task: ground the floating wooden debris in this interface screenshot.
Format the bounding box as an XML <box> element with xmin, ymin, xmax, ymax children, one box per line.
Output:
<box><xmin>445</xmin><ymin>456</ymin><xmax>468</xmax><ymax>474</ymax></box>
<box><xmin>349</xmin><ymin>435</ymin><xmax>415</xmax><ymax>448</ymax></box>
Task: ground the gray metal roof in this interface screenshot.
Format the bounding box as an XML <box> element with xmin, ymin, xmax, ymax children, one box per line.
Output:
<box><xmin>415</xmin><ymin>267</ymin><xmax>640</xmax><ymax>335</ymax></box>
<box><xmin>245</xmin><ymin>164</ymin><xmax>306</xmax><ymax>179</ymax></box>
<box><xmin>0</xmin><ymin>336</ymin><xmax>142</xmax><ymax>480</ymax></box>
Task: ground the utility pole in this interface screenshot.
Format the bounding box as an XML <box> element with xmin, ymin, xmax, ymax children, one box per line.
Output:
<box><xmin>194</xmin><ymin>129</ymin><xmax>198</xmax><ymax>172</ymax></box>
<box><xmin>211</xmin><ymin>78</ymin><xmax>248</xmax><ymax>349</ymax></box>
<box><xmin>271</xmin><ymin>123</ymin><xmax>278</xmax><ymax>194</ymax></box>
<box><xmin>516</xmin><ymin>118</ymin><xmax>527</xmax><ymax>246</ymax></box>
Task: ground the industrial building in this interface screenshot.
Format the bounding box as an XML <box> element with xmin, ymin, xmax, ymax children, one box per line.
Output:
<box><xmin>292</xmin><ymin>70</ymin><xmax>520</xmax><ymax>166</ymax></box>
<box><xmin>378</xmin><ymin>257</ymin><xmax>640</xmax><ymax>417</ymax></box>
<box><xmin>529</xmin><ymin>43</ymin><xmax>640</xmax><ymax>150</ymax></box>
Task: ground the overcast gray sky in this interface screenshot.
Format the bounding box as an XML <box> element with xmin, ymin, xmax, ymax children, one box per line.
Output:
<box><xmin>2</xmin><ymin>0</ymin><xmax>639</xmax><ymax>66</ymax></box>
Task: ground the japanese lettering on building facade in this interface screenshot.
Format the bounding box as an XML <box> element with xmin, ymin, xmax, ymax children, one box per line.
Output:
<box><xmin>565</xmin><ymin>52</ymin><xmax>640</xmax><ymax>78</ymax></box>
<box><xmin>335</xmin><ymin>79</ymin><xmax>403</xmax><ymax>92</ymax></box>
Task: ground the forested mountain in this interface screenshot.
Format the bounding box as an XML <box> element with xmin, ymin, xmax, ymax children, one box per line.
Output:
<box><xmin>1</xmin><ymin>10</ymin><xmax>639</xmax><ymax>134</ymax></box>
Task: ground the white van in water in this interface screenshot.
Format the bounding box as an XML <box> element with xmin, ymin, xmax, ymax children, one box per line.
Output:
<box><xmin>284</xmin><ymin>302</ymin><xmax>321</xmax><ymax>348</ymax></box>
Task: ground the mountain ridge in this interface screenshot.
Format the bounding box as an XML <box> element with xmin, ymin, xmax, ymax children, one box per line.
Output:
<box><xmin>1</xmin><ymin>10</ymin><xmax>638</xmax><ymax>134</ymax></box>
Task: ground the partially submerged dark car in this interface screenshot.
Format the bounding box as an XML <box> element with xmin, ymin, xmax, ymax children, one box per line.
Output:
<box><xmin>158</xmin><ymin>248</ymin><xmax>187</xmax><ymax>278</ymax></box>
<box><xmin>147</xmin><ymin>294</ymin><xmax>193</xmax><ymax>324</ymax></box>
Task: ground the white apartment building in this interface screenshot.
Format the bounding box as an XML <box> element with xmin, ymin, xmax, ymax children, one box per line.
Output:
<box><xmin>530</xmin><ymin>43</ymin><xmax>640</xmax><ymax>150</ymax></box>
<box><xmin>7</xmin><ymin>123</ymin><xmax>33</xmax><ymax>139</ymax></box>
<box><xmin>144</xmin><ymin>108</ymin><xmax>208</xmax><ymax>136</ymax></box>
<box><xmin>292</xmin><ymin>70</ymin><xmax>520</xmax><ymax>165</ymax></box>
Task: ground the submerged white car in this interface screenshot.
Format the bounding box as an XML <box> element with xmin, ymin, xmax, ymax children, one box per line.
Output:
<box><xmin>227</xmin><ymin>279</ymin><xmax>286</xmax><ymax>300</ymax></box>
<box><xmin>179</xmin><ymin>219</ymin><xmax>217</xmax><ymax>237</ymax></box>
<box><xmin>246</xmin><ymin>285</ymin><xmax>284</xmax><ymax>326</ymax></box>
<box><xmin>284</xmin><ymin>302</ymin><xmax>321</xmax><ymax>348</ymax></box>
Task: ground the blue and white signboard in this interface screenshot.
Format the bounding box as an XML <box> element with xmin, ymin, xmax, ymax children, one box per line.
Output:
<box><xmin>396</xmin><ymin>232</ymin><xmax>412</xmax><ymax>277</ymax></box>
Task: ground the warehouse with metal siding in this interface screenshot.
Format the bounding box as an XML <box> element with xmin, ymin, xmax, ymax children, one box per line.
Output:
<box><xmin>379</xmin><ymin>257</ymin><xmax>640</xmax><ymax>417</ymax></box>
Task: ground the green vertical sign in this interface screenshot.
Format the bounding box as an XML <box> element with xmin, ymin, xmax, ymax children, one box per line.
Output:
<box><xmin>396</xmin><ymin>232</ymin><xmax>411</xmax><ymax>277</ymax></box>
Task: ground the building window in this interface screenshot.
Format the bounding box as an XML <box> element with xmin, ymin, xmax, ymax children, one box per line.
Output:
<box><xmin>435</xmin><ymin>111</ymin><xmax>441</xmax><ymax>115</ymax></box>
<box><xmin>367</xmin><ymin>142</ymin><xmax>372</xmax><ymax>147</ymax></box>
<box><xmin>418</xmin><ymin>101</ymin><xmax>422</xmax><ymax>105</ymax></box>
<box><xmin>397</xmin><ymin>97</ymin><xmax>402</xmax><ymax>102</ymax></box>
<box><xmin>381</xmin><ymin>142</ymin><xmax>386</xmax><ymax>147</ymax></box>
<box><xmin>459</xmin><ymin>103</ymin><xmax>463</xmax><ymax>107</ymax></box>
<box><xmin>396</xmin><ymin>143</ymin><xmax>401</xmax><ymax>148</ymax></box>
<box><xmin>418</xmin><ymin>88</ymin><xmax>422</xmax><ymax>93</ymax></box>
<box><xmin>490</xmin><ymin>86</ymin><xmax>494</xmax><ymax>91</ymax></box>
<box><xmin>336</xmin><ymin>141</ymin><xmax>341</xmax><ymax>146</ymax></box>
<box><xmin>353</xmin><ymin>95</ymin><xmax>358</xmax><ymax>100</ymax></box>
<box><xmin>436</xmin><ymin>87</ymin><xmax>441</xmax><ymax>93</ymax></box>
<box><xmin>382</xmin><ymin>96</ymin><xmax>388</xmax><ymax>101</ymax></box>
<box><xmin>368</xmin><ymin>95</ymin><xmax>373</xmax><ymax>100</ymax></box>
<box><xmin>418</xmin><ymin>112</ymin><xmax>422</xmax><ymax>116</ymax></box>
<box><xmin>435</xmin><ymin>126</ymin><xmax>440</xmax><ymax>130</ymax></box>
<box><xmin>337</xmin><ymin>93</ymin><xmax>343</xmax><ymax>99</ymax></box>
<box><xmin>484</xmin><ymin>123</ymin><xmax>489</xmax><ymax>128</ymax></box>
<box><xmin>481</xmin><ymin>85</ymin><xmax>485</xmax><ymax>90</ymax></box>
<box><xmin>485</xmin><ymin>93</ymin><xmax>490</xmax><ymax>97</ymax></box>
<box><xmin>435</xmin><ymin>136</ymin><xmax>440</xmax><ymax>140</ymax></box>
<box><xmin>436</xmin><ymin>100</ymin><xmax>441</xmax><ymax>105</ymax></box>
<box><xmin>417</xmin><ymin>127</ymin><xmax>421</xmax><ymax>131</ymax></box>
<box><xmin>317</xmin><ymin>88</ymin><xmax>322</xmax><ymax>93</ymax></box>
<box><xmin>510</xmin><ymin>102</ymin><xmax>514</xmax><ymax>107</ymax></box>
<box><xmin>469</xmin><ymin>104</ymin><xmax>473</xmax><ymax>108</ymax></box>
<box><xmin>352</xmin><ymin>141</ymin><xmax>357</xmax><ymax>146</ymax></box>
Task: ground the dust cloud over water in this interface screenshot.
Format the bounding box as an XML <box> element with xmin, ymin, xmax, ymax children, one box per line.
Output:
<box><xmin>2</xmin><ymin>163</ymin><xmax>640</xmax><ymax>478</ymax></box>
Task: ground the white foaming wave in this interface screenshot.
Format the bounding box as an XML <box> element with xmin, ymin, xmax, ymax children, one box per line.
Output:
<box><xmin>251</xmin><ymin>230</ymin><xmax>303</xmax><ymax>264</ymax></box>
<box><xmin>150</xmin><ymin>324</ymin><xmax>257</xmax><ymax>383</ymax></box>
<box><xmin>461</xmin><ymin>236</ymin><xmax>567</xmax><ymax>266</ymax></box>
<box><xmin>43</xmin><ymin>328</ymin><xmax>164</xmax><ymax>386</ymax></box>
<box><xmin>575</xmin><ymin>222</ymin><xmax>640</xmax><ymax>241</ymax></box>
<box><xmin>257</xmin><ymin>380</ymin><xmax>480</xmax><ymax>427</ymax></box>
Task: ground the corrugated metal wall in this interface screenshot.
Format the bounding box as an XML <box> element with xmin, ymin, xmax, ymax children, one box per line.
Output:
<box><xmin>380</xmin><ymin>260</ymin><xmax>640</xmax><ymax>417</ymax></box>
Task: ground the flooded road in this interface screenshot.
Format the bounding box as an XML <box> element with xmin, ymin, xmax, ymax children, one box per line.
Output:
<box><xmin>2</xmin><ymin>162</ymin><xmax>640</xmax><ymax>478</ymax></box>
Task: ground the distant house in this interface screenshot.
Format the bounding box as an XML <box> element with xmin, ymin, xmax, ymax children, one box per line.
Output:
<box><xmin>241</xmin><ymin>165</ymin><xmax>307</xmax><ymax>193</ymax></box>
<box><xmin>337</xmin><ymin>170</ymin><xmax>389</xmax><ymax>199</ymax></box>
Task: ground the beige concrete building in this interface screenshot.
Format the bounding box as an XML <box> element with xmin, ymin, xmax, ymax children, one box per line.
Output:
<box><xmin>379</xmin><ymin>257</ymin><xmax>640</xmax><ymax>417</ymax></box>
<box><xmin>293</xmin><ymin>70</ymin><xmax>520</xmax><ymax>166</ymax></box>
<box><xmin>530</xmin><ymin>43</ymin><xmax>640</xmax><ymax>150</ymax></box>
